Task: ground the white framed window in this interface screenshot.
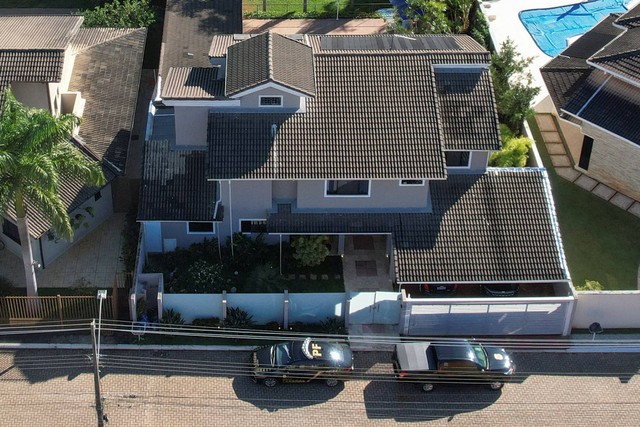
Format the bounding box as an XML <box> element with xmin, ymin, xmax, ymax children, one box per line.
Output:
<box><xmin>259</xmin><ymin>95</ymin><xmax>283</xmax><ymax>107</ymax></box>
<box><xmin>325</xmin><ymin>180</ymin><xmax>371</xmax><ymax>197</ymax></box>
<box><xmin>400</xmin><ymin>179</ymin><xmax>425</xmax><ymax>186</ymax></box>
<box><xmin>239</xmin><ymin>219</ymin><xmax>267</xmax><ymax>234</ymax></box>
<box><xmin>187</xmin><ymin>222</ymin><xmax>214</xmax><ymax>234</ymax></box>
<box><xmin>445</xmin><ymin>151</ymin><xmax>471</xmax><ymax>168</ymax></box>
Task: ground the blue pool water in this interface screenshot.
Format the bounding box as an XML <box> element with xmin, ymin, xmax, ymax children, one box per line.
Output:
<box><xmin>520</xmin><ymin>0</ymin><xmax>630</xmax><ymax>57</ymax></box>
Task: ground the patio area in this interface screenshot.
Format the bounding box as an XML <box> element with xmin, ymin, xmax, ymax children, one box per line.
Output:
<box><xmin>342</xmin><ymin>235</ymin><xmax>394</xmax><ymax>292</ymax></box>
<box><xmin>0</xmin><ymin>213</ymin><xmax>126</xmax><ymax>290</ymax></box>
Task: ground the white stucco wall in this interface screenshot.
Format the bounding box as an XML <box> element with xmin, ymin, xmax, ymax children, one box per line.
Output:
<box><xmin>573</xmin><ymin>291</ymin><xmax>640</xmax><ymax>329</ymax></box>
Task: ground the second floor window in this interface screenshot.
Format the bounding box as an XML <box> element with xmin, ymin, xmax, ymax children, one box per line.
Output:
<box><xmin>445</xmin><ymin>151</ymin><xmax>470</xmax><ymax>167</ymax></box>
<box><xmin>187</xmin><ymin>222</ymin><xmax>214</xmax><ymax>233</ymax></box>
<box><xmin>326</xmin><ymin>180</ymin><xmax>370</xmax><ymax>196</ymax></box>
<box><xmin>259</xmin><ymin>96</ymin><xmax>282</xmax><ymax>107</ymax></box>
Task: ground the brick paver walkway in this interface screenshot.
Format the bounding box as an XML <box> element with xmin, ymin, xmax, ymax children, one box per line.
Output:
<box><xmin>535</xmin><ymin>114</ymin><xmax>640</xmax><ymax>218</ymax></box>
<box><xmin>1</xmin><ymin>349</ymin><xmax>639</xmax><ymax>426</ymax></box>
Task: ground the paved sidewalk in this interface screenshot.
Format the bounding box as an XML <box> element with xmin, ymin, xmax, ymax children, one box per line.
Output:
<box><xmin>535</xmin><ymin>113</ymin><xmax>640</xmax><ymax>218</ymax></box>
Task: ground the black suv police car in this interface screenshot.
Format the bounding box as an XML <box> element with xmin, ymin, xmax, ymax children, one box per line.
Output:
<box><xmin>251</xmin><ymin>338</ymin><xmax>354</xmax><ymax>387</ymax></box>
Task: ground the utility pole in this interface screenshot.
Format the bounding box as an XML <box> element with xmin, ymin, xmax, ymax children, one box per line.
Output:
<box><xmin>91</xmin><ymin>320</ymin><xmax>105</xmax><ymax>427</ymax></box>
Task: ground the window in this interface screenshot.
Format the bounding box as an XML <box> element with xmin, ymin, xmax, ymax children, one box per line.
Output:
<box><xmin>2</xmin><ymin>219</ymin><xmax>20</xmax><ymax>244</ymax></box>
<box><xmin>325</xmin><ymin>180</ymin><xmax>370</xmax><ymax>196</ymax></box>
<box><xmin>94</xmin><ymin>191</ymin><xmax>102</xmax><ymax>202</ymax></box>
<box><xmin>445</xmin><ymin>151</ymin><xmax>470</xmax><ymax>167</ymax></box>
<box><xmin>187</xmin><ymin>222</ymin><xmax>214</xmax><ymax>234</ymax></box>
<box><xmin>578</xmin><ymin>136</ymin><xmax>593</xmax><ymax>170</ymax></box>
<box><xmin>240</xmin><ymin>219</ymin><xmax>267</xmax><ymax>234</ymax></box>
<box><xmin>259</xmin><ymin>96</ymin><xmax>283</xmax><ymax>107</ymax></box>
<box><xmin>400</xmin><ymin>179</ymin><xmax>424</xmax><ymax>186</ymax></box>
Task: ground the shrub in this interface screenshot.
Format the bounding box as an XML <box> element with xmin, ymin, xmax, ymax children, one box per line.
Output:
<box><xmin>489</xmin><ymin>136</ymin><xmax>532</xmax><ymax>167</ymax></box>
<box><xmin>81</xmin><ymin>0</ymin><xmax>156</xmax><ymax>28</ymax></box>
<box><xmin>119</xmin><ymin>210</ymin><xmax>140</xmax><ymax>272</ymax></box>
<box><xmin>576</xmin><ymin>280</ymin><xmax>604</xmax><ymax>291</ymax></box>
<box><xmin>174</xmin><ymin>260</ymin><xmax>231</xmax><ymax>293</ymax></box>
<box><xmin>226</xmin><ymin>233</ymin><xmax>272</xmax><ymax>268</ymax></box>
<box><xmin>192</xmin><ymin>317</ymin><xmax>222</xmax><ymax>328</ymax></box>
<box><xmin>319</xmin><ymin>317</ymin><xmax>346</xmax><ymax>335</ymax></box>
<box><xmin>491</xmin><ymin>39</ymin><xmax>540</xmax><ymax>134</ymax></box>
<box><xmin>224</xmin><ymin>306</ymin><xmax>255</xmax><ymax>328</ymax></box>
<box><xmin>291</xmin><ymin>236</ymin><xmax>330</xmax><ymax>267</ymax></box>
<box><xmin>161</xmin><ymin>308</ymin><xmax>185</xmax><ymax>325</ymax></box>
<box><xmin>136</xmin><ymin>298</ymin><xmax>147</xmax><ymax>321</ymax></box>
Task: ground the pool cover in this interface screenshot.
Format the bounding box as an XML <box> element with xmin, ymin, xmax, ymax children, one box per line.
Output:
<box><xmin>520</xmin><ymin>0</ymin><xmax>629</xmax><ymax>57</ymax></box>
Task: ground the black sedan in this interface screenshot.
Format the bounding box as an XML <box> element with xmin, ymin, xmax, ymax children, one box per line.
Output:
<box><xmin>251</xmin><ymin>338</ymin><xmax>354</xmax><ymax>387</ymax></box>
<box><xmin>392</xmin><ymin>339</ymin><xmax>515</xmax><ymax>392</ymax></box>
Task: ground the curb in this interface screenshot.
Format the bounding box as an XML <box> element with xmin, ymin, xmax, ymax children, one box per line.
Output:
<box><xmin>0</xmin><ymin>343</ymin><xmax>254</xmax><ymax>351</ymax></box>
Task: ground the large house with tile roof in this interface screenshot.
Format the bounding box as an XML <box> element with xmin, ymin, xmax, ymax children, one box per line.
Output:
<box><xmin>140</xmin><ymin>28</ymin><xmax>574</xmax><ymax>325</ymax></box>
<box><xmin>541</xmin><ymin>3</ymin><xmax>640</xmax><ymax>203</ymax></box>
<box><xmin>0</xmin><ymin>15</ymin><xmax>146</xmax><ymax>269</ymax></box>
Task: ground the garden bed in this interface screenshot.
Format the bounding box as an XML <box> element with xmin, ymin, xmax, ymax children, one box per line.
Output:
<box><xmin>144</xmin><ymin>235</ymin><xmax>344</xmax><ymax>294</ymax></box>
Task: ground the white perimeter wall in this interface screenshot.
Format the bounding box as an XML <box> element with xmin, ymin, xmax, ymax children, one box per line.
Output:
<box><xmin>573</xmin><ymin>291</ymin><xmax>640</xmax><ymax>329</ymax></box>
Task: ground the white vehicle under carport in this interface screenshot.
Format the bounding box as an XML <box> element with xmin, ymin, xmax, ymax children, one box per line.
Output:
<box><xmin>392</xmin><ymin>339</ymin><xmax>515</xmax><ymax>392</ymax></box>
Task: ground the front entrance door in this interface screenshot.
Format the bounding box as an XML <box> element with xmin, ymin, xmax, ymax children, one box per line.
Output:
<box><xmin>348</xmin><ymin>291</ymin><xmax>401</xmax><ymax>325</ymax></box>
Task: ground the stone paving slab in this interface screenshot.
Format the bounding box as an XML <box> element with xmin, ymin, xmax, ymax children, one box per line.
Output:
<box><xmin>541</xmin><ymin>131</ymin><xmax>563</xmax><ymax>143</ymax></box>
<box><xmin>592</xmin><ymin>183</ymin><xmax>616</xmax><ymax>201</ymax></box>
<box><xmin>575</xmin><ymin>174</ymin><xmax>599</xmax><ymax>191</ymax></box>
<box><xmin>550</xmin><ymin>155</ymin><xmax>572</xmax><ymax>167</ymax></box>
<box><xmin>610</xmin><ymin>193</ymin><xmax>635</xmax><ymax>210</ymax></box>
<box><xmin>629</xmin><ymin>202</ymin><xmax>640</xmax><ymax>218</ymax></box>
<box><xmin>546</xmin><ymin>143</ymin><xmax>566</xmax><ymax>155</ymax></box>
<box><xmin>556</xmin><ymin>167</ymin><xmax>581</xmax><ymax>182</ymax></box>
<box><xmin>535</xmin><ymin>114</ymin><xmax>557</xmax><ymax>132</ymax></box>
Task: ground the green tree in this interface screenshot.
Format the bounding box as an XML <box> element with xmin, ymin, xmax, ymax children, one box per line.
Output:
<box><xmin>81</xmin><ymin>0</ymin><xmax>156</xmax><ymax>28</ymax></box>
<box><xmin>446</xmin><ymin>0</ymin><xmax>474</xmax><ymax>33</ymax></box>
<box><xmin>0</xmin><ymin>89</ymin><xmax>105</xmax><ymax>296</ymax></box>
<box><xmin>489</xmin><ymin>136</ymin><xmax>532</xmax><ymax>167</ymax></box>
<box><xmin>395</xmin><ymin>0</ymin><xmax>450</xmax><ymax>34</ymax></box>
<box><xmin>291</xmin><ymin>236</ymin><xmax>330</xmax><ymax>267</ymax></box>
<box><xmin>491</xmin><ymin>39</ymin><xmax>540</xmax><ymax>134</ymax></box>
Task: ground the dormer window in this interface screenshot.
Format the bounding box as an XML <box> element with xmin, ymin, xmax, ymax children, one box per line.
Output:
<box><xmin>259</xmin><ymin>96</ymin><xmax>283</xmax><ymax>107</ymax></box>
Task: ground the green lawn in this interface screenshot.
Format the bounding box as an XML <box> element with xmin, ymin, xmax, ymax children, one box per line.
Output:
<box><xmin>528</xmin><ymin>117</ymin><xmax>640</xmax><ymax>290</ymax></box>
<box><xmin>243</xmin><ymin>0</ymin><xmax>386</xmax><ymax>18</ymax></box>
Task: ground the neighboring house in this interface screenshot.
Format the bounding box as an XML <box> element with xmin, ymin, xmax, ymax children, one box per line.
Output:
<box><xmin>541</xmin><ymin>3</ymin><xmax>640</xmax><ymax>202</ymax></box>
<box><xmin>140</xmin><ymin>28</ymin><xmax>574</xmax><ymax>334</ymax></box>
<box><xmin>0</xmin><ymin>15</ymin><xmax>146</xmax><ymax>268</ymax></box>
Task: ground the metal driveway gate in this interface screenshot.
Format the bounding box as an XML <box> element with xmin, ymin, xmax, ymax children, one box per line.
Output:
<box><xmin>400</xmin><ymin>295</ymin><xmax>576</xmax><ymax>336</ymax></box>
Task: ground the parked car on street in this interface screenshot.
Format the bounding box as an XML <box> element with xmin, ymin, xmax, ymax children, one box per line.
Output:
<box><xmin>482</xmin><ymin>283</ymin><xmax>520</xmax><ymax>297</ymax></box>
<box><xmin>392</xmin><ymin>339</ymin><xmax>515</xmax><ymax>392</ymax></box>
<box><xmin>251</xmin><ymin>337</ymin><xmax>354</xmax><ymax>387</ymax></box>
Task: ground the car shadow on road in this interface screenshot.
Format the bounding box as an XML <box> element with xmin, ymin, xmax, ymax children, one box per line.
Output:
<box><xmin>232</xmin><ymin>375</ymin><xmax>345</xmax><ymax>412</ymax></box>
<box><xmin>363</xmin><ymin>380</ymin><xmax>501</xmax><ymax>422</ymax></box>
<box><xmin>511</xmin><ymin>351</ymin><xmax>640</xmax><ymax>384</ymax></box>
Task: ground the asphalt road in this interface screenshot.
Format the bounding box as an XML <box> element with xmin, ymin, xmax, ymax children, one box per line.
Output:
<box><xmin>0</xmin><ymin>349</ymin><xmax>638</xmax><ymax>426</ymax></box>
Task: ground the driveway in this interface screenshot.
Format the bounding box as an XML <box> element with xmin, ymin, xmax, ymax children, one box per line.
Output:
<box><xmin>0</xmin><ymin>349</ymin><xmax>638</xmax><ymax>426</ymax></box>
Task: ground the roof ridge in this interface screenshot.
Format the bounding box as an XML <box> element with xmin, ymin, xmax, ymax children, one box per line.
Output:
<box><xmin>268</xmin><ymin>31</ymin><xmax>274</xmax><ymax>82</ymax></box>
<box><xmin>592</xmin><ymin>46</ymin><xmax>640</xmax><ymax>61</ymax></box>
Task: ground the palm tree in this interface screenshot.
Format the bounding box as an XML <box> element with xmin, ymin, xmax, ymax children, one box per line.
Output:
<box><xmin>0</xmin><ymin>89</ymin><xmax>105</xmax><ymax>296</ymax></box>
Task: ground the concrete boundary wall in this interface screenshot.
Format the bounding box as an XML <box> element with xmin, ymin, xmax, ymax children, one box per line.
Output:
<box><xmin>573</xmin><ymin>291</ymin><xmax>640</xmax><ymax>329</ymax></box>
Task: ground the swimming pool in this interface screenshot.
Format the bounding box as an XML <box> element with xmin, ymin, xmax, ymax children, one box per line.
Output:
<box><xmin>520</xmin><ymin>0</ymin><xmax>631</xmax><ymax>57</ymax></box>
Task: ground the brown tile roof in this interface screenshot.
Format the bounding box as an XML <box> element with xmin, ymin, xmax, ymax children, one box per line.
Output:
<box><xmin>0</xmin><ymin>15</ymin><xmax>82</xmax><ymax>50</ymax></box>
<box><xmin>615</xmin><ymin>2</ymin><xmax>640</xmax><ymax>28</ymax></box>
<box><xmin>208</xmin><ymin>52</ymin><xmax>447</xmax><ymax>180</ymax></box>
<box><xmin>159</xmin><ymin>0</ymin><xmax>242</xmax><ymax>79</ymax></box>
<box><xmin>163</xmin><ymin>67</ymin><xmax>225</xmax><ymax>99</ymax></box>
<box><xmin>590</xmin><ymin>28</ymin><xmax>640</xmax><ymax>85</ymax></box>
<box><xmin>394</xmin><ymin>169</ymin><xmax>568</xmax><ymax>283</ymax></box>
<box><xmin>0</xmin><ymin>50</ymin><xmax>65</xmax><ymax>82</ymax></box>
<box><xmin>69</xmin><ymin>29</ymin><xmax>147</xmax><ymax>172</ymax></box>
<box><xmin>138</xmin><ymin>139</ymin><xmax>217</xmax><ymax>221</ymax></box>
<box><xmin>225</xmin><ymin>32</ymin><xmax>316</xmax><ymax>97</ymax></box>
<box><xmin>434</xmin><ymin>67</ymin><xmax>501</xmax><ymax>151</ymax></box>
